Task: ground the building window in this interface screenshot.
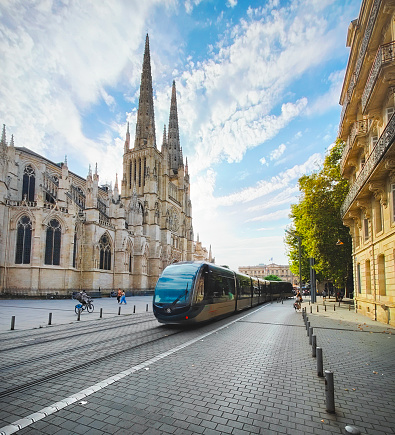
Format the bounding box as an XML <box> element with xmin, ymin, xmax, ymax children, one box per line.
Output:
<box><xmin>45</xmin><ymin>219</ymin><xmax>61</xmax><ymax>265</ymax></box>
<box><xmin>365</xmin><ymin>259</ymin><xmax>371</xmax><ymax>295</ymax></box>
<box><xmin>72</xmin><ymin>230</ymin><xmax>78</xmax><ymax>268</ymax></box>
<box><xmin>15</xmin><ymin>216</ymin><xmax>32</xmax><ymax>264</ymax></box>
<box><xmin>357</xmin><ymin>263</ymin><xmax>361</xmax><ymax>294</ymax></box>
<box><xmin>364</xmin><ymin>218</ymin><xmax>369</xmax><ymax>242</ymax></box>
<box><xmin>142</xmin><ymin>252</ymin><xmax>148</xmax><ymax>275</ymax></box>
<box><xmin>22</xmin><ymin>165</ymin><xmax>35</xmax><ymax>202</ymax></box>
<box><xmin>99</xmin><ymin>234</ymin><xmax>112</xmax><ymax>270</ymax></box>
<box><xmin>378</xmin><ymin>254</ymin><xmax>386</xmax><ymax>296</ymax></box>
<box><xmin>375</xmin><ymin>201</ymin><xmax>383</xmax><ymax>233</ymax></box>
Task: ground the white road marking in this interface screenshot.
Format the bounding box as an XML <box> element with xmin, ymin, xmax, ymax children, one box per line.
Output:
<box><xmin>0</xmin><ymin>305</ymin><xmax>268</xmax><ymax>435</ymax></box>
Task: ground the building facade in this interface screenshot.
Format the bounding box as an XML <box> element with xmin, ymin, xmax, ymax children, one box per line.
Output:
<box><xmin>339</xmin><ymin>0</ymin><xmax>395</xmax><ymax>325</ymax></box>
<box><xmin>238</xmin><ymin>263</ymin><xmax>297</xmax><ymax>286</ymax></box>
<box><xmin>0</xmin><ymin>35</ymin><xmax>213</xmax><ymax>297</ymax></box>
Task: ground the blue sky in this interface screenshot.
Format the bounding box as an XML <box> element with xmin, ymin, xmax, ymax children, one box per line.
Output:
<box><xmin>1</xmin><ymin>0</ymin><xmax>361</xmax><ymax>271</ymax></box>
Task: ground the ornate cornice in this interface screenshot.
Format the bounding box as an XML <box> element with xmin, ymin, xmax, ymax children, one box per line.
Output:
<box><xmin>369</xmin><ymin>182</ymin><xmax>387</xmax><ymax>207</ymax></box>
<box><xmin>356</xmin><ymin>199</ymin><xmax>371</xmax><ymax>219</ymax></box>
<box><xmin>346</xmin><ymin>211</ymin><xmax>362</xmax><ymax>229</ymax></box>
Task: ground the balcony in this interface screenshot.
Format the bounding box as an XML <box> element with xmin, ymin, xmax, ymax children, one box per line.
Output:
<box><xmin>338</xmin><ymin>0</ymin><xmax>381</xmax><ymax>135</ymax></box>
<box><xmin>362</xmin><ymin>41</ymin><xmax>395</xmax><ymax>112</ymax></box>
<box><xmin>340</xmin><ymin>119</ymin><xmax>369</xmax><ymax>173</ymax></box>
<box><xmin>341</xmin><ymin>113</ymin><xmax>395</xmax><ymax>217</ymax></box>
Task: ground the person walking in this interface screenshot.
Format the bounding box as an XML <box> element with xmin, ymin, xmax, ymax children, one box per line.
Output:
<box><xmin>117</xmin><ymin>288</ymin><xmax>122</xmax><ymax>304</ymax></box>
<box><xmin>120</xmin><ymin>291</ymin><xmax>127</xmax><ymax>304</ymax></box>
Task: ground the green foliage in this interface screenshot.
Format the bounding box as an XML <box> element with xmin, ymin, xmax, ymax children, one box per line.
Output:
<box><xmin>264</xmin><ymin>274</ymin><xmax>282</xmax><ymax>281</ymax></box>
<box><xmin>286</xmin><ymin>139</ymin><xmax>353</xmax><ymax>288</ymax></box>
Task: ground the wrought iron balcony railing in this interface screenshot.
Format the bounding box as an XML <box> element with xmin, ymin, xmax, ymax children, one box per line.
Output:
<box><xmin>361</xmin><ymin>40</ymin><xmax>395</xmax><ymax>112</ymax></box>
<box><xmin>341</xmin><ymin>113</ymin><xmax>395</xmax><ymax>217</ymax></box>
<box><xmin>339</xmin><ymin>0</ymin><xmax>381</xmax><ymax>133</ymax></box>
<box><xmin>340</xmin><ymin>119</ymin><xmax>369</xmax><ymax>172</ymax></box>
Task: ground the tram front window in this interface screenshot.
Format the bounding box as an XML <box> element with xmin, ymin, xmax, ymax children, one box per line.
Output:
<box><xmin>154</xmin><ymin>263</ymin><xmax>200</xmax><ymax>305</ymax></box>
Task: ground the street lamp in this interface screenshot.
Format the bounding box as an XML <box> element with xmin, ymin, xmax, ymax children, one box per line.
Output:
<box><xmin>286</xmin><ymin>230</ymin><xmax>302</xmax><ymax>294</ymax></box>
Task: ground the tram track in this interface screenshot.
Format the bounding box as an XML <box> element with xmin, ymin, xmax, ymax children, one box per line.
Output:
<box><xmin>0</xmin><ymin>324</ymin><xmax>183</xmax><ymax>399</ymax></box>
<box><xmin>0</xmin><ymin>314</ymin><xmax>155</xmax><ymax>352</ymax></box>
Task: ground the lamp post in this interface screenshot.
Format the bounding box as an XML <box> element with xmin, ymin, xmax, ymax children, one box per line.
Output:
<box><xmin>286</xmin><ymin>230</ymin><xmax>302</xmax><ymax>292</ymax></box>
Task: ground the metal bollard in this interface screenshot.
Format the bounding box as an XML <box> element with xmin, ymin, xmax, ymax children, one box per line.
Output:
<box><xmin>77</xmin><ymin>310</ymin><xmax>81</xmax><ymax>321</ymax></box>
<box><xmin>349</xmin><ymin>304</ymin><xmax>351</xmax><ymax>311</ymax></box>
<box><xmin>316</xmin><ymin>306</ymin><xmax>319</xmax><ymax>313</ymax></box>
<box><xmin>325</xmin><ymin>304</ymin><xmax>327</xmax><ymax>311</ymax></box>
<box><xmin>306</xmin><ymin>321</ymin><xmax>310</xmax><ymax>335</ymax></box>
<box><xmin>324</xmin><ymin>370</ymin><xmax>335</xmax><ymax>413</ymax></box>
<box><xmin>334</xmin><ymin>305</ymin><xmax>336</xmax><ymax>311</ymax></box>
<box><xmin>11</xmin><ymin>316</ymin><xmax>15</xmax><ymax>330</ymax></box>
<box><xmin>100</xmin><ymin>308</ymin><xmax>103</xmax><ymax>318</ymax></box>
<box><xmin>48</xmin><ymin>312</ymin><xmax>52</xmax><ymax>325</ymax></box>
<box><xmin>118</xmin><ymin>306</ymin><xmax>121</xmax><ymax>315</ymax></box>
<box><xmin>312</xmin><ymin>335</ymin><xmax>317</xmax><ymax>357</ymax></box>
<box><xmin>317</xmin><ymin>347</ymin><xmax>323</xmax><ymax>376</ymax></box>
<box><xmin>309</xmin><ymin>327</ymin><xmax>313</xmax><ymax>345</ymax></box>
<box><xmin>133</xmin><ymin>305</ymin><xmax>136</xmax><ymax>313</ymax></box>
<box><xmin>310</xmin><ymin>306</ymin><xmax>312</xmax><ymax>313</ymax></box>
<box><xmin>146</xmin><ymin>304</ymin><xmax>148</xmax><ymax>312</ymax></box>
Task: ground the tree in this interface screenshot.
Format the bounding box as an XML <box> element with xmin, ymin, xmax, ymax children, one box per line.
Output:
<box><xmin>286</xmin><ymin>139</ymin><xmax>353</xmax><ymax>290</ymax></box>
<box><xmin>264</xmin><ymin>274</ymin><xmax>282</xmax><ymax>281</ymax></box>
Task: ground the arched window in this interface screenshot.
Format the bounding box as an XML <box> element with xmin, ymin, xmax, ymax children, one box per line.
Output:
<box><xmin>22</xmin><ymin>165</ymin><xmax>35</xmax><ymax>202</ymax></box>
<box><xmin>99</xmin><ymin>234</ymin><xmax>112</xmax><ymax>270</ymax></box>
<box><xmin>15</xmin><ymin>216</ymin><xmax>32</xmax><ymax>264</ymax></box>
<box><xmin>45</xmin><ymin>219</ymin><xmax>61</xmax><ymax>265</ymax></box>
<box><xmin>72</xmin><ymin>229</ymin><xmax>78</xmax><ymax>268</ymax></box>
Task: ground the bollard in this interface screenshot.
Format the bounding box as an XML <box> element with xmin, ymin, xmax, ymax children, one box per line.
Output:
<box><xmin>325</xmin><ymin>370</ymin><xmax>335</xmax><ymax>413</ymax></box>
<box><xmin>316</xmin><ymin>305</ymin><xmax>319</xmax><ymax>313</ymax></box>
<box><xmin>349</xmin><ymin>304</ymin><xmax>351</xmax><ymax>311</ymax></box>
<box><xmin>310</xmin><ymin>306</ymin><xmax>312</xmax><ymax>313</ymax></box>
<box><xmin>334</xmin><ymin>305</ymin><xmax>336</xmax><ymax>311</ymax></box>
<box><xmin>317</xmin><ymin>347</ymin><xmax>323</xmax><ymax>376</ymax></box>
<box><xmin>306</xmin><ymin>321</ymin><xmax>310</xmax><ymax>335</ymax></box>
<box><xmin>309</xmin><ymin>327</ymin><xmax>313</xmax><ymax>345</ymax></box>
<box><xmin>312</xmin><ymin>335</ymin><xmax>317</xmax><ymax>357</ymax></box>
<box><xmin>100</xmin><ymin>308</ymin><xmax>103</xmax><ymax>318</ymax></box>
<box><xmin>325</xmin><ymin>304</ymin><xmax>327</xmax><ymax>312</ymax></box>
<box><xmin>118</xmin><ymin>306</ymin><xmax>121</xmax><ymax>315</ymax></box>
<box><xmin>77</xmin><ymin>310</ymin><xmax>81</xmax><ymax>321</ymax></box>
<box><xmin>339</xmin><ymin>301</ymin><xmax>341</xmax><ymax>307</ymax></box>
<box><xmin>146</xmin><ymin>304</ymin><xmax>148</xmax><ymax>312</ymax></box>
<box><xmin>48</xmin><ymin>312</ymin><xmax>52</xmax><ymax>325</ymax></box>
<box><xmin>11</xmin><ymin>316</ymin><xmax>15</xmax><ymax>330</ymax></box>
<box><xmin>133</xmin><ymin>305</ymin><xmax>136</xmax><ymax>313</ymax></box>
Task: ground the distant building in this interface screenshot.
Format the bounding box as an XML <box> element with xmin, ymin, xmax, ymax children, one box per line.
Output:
<box><xmin>238</xmin><ymin>263</ymin><xmax>296</xmax><ymax>285</ymax></box>
<box><xmin>0</xmin><ymin>35</ymin><xmax>213</xmax><ymax>297</ymax></box>
<box><xmin>338</xmin><ymin>0</ymin><xmax>394</xmax><ymax>325</ymax></box>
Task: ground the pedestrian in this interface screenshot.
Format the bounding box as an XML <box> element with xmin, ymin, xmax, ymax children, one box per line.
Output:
<box><xmin>120</xmin><ymin>291</ymin><xmax>127</xmax><ymax>304</ymax></box>
<box><xmin>322</xmin><ymin>289</ymin><xmax>326</xmax><ymax>301</ymax></box>
<box><xmin>117</xmin><ymin>288</ymin><xmax>122</xmax><ymax>304</ymax></box>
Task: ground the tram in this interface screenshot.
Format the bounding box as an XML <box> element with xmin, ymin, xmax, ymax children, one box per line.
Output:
<box><xmin>153</xmin><ymin>261</ymin><xmax>293</xmax><ymax>324</ymax></box>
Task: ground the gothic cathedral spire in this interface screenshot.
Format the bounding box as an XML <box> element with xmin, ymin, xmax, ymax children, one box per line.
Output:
<box><xmin>134</xmin><ymin>34</ymin><xmax>156</xmax><ymax>149</ymax></box>
<box><xmin>168</xmin><ymin>80</ymin><xmax>182</xmax><ymax>174</ymax></box>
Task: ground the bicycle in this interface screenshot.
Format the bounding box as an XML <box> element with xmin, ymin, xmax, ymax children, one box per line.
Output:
<box><xmin>75</xmin><ymin>298</ymin><xmax>94</xmax><ymax>314</ymax></box>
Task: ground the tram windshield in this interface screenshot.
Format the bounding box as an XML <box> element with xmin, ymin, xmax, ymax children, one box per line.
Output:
<box><xmin>154</xmin><ymin>263</ymin><xmax>201</xmax><ymax>305</ymax></box>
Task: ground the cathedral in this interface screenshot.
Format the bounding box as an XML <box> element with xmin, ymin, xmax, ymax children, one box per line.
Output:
<box><xmin>0</xmin><ymin>35</ymin><xmax>213</xmax><ymax>297</ymax></box>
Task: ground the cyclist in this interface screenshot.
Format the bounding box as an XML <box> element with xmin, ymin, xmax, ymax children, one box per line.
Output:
<box><xmin>294</xmin><ymin>290</ymin><xmax>303</xmax><ymax>311</ymax></box>
<box><xmin>76</xmin><ymin>290</ymin><xmax>89</xmax><ymax>307</ymax></box>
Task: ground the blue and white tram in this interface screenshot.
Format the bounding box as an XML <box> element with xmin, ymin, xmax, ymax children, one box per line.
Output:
<box><xmin>153</xmin><ymin>261</ymin><xmax>293</xmax><ymax>324</ymax></box>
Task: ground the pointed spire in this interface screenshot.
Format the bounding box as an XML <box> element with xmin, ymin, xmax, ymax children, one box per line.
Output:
<box><xmin>115</xmin><ymin>173</ymin><xmax>118</xmax><ymax>188</ymax></box>
<box><xmin>1</xmin><ymin>124</ymin><xmax>6</xmax><ymax>147</ymax></box>
<box><xmin>168</xmin><ymin>80</ymin><xmax>181</xmax><ymax>174</ymax></box>
<box><xmin>64</xmin><ymin>155</ymin><xmax>68</xmax><ymax>167</ymax></box>
<box><xmin>185</xmin><ymin>157</ymin><xmax>188</xmax><ymax>175</ymax></box>
<box><xmin>124</xmin><ymin>122</ymin><xmax>130</xmax><ymax>151</ymax></box>
<box><xmin>134</xmin><ymin>34</ymin><xmax>156</xmax><ymax>149</ymax></box>
<box><xmin>161</xmin><ymin>124</ymin><xmax>168</xmax><ymax>153</ymax></box>
<box><xmin>88</xmin><ymin>164</ymin><xmax>92</xmax><ymax>177</ymax></box>
<box><xmin>10</xmin><ymin>134</ymin><xmax>14</xmax><ymax>148</ymax></box>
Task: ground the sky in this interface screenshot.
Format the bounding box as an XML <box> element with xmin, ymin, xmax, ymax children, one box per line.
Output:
<box><xmin>0</xmin><ymin>0</ymin><xmax>362</xmax><ymax>271</ymax></box>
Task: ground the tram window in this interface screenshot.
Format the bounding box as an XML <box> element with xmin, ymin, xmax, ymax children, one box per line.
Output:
<box><xmin>205</xmin><ymin>270</ymin><xmax>235</xmax><ymax>303</ymax></box>
<box><xmin>195</xmin><ymin>276</ymin><xmax>205</xmax><ymax>303</ymax></box>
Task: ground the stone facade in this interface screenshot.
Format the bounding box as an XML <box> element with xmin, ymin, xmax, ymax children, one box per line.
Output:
<box><xmin>339</xmin><ymin>0</ymin><xmax>395</xmax><ymax>325</ymax></box>
<box><xmin>0</xmin><ymin>35</ymin><xmax>213</xmax><ymax>297</ymax></box>
<box><xmin>238</xmin><ymin>263</ymin><xmax>296</xmax><ymax>286</ymax></box>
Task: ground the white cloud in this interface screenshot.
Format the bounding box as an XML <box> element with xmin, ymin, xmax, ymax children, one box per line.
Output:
<box><xmin>260</xmin><ymin>156</ymin><xmax>267</xmax><ymax>165</ymax></box>
<box><xmin>227</xmin><ymin>0</ymin><xmax>237</xmax><ymax>7</ymax></box>
<box><xmin>270</xmin><ymin>143</ymin><xmax>286</xmax><ymax>161</ymax></box>
<box><xmin>246</xmin><ymin>208</ymin><xmax>291</xmax><ymax>223</ymax></box>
